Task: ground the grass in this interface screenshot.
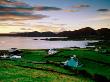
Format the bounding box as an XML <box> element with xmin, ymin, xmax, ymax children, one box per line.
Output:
<box><xmin>0</xmin><ymin>60</ymin><xmax>92</xmax><ymax>82</ymax></box>
<box><xmin>44</xmin><ymin>49</ymin><xmax>110</xmax><ymax>79</ymax></box>
<box><xmin>0</xmin><ymin>48</ymin><xmax>110</xmax><ymax>82</ymax></box>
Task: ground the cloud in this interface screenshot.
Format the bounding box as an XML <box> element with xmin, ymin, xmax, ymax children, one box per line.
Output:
<box><xmin>97</xmin><ymin>9</ymin><xmax>109</xmax><ymax>12</ymax></box>
<box><xmin>0</xmin><ymin>0</ymin><xmax>31</xmax><ymax>9</ymax></box>
<box><xmin>0</xmin><ymin>0</ymin><xmax>47</xmax><ymax>21</ymax></box>
<box><xmin>88</xmin><ymin>9</ymin><xmax>110</xmax><ymax>21</ymax></box>
<box><xmin>91</xmin><ymin>15</ymin><xmax>110</xmax><ymax>21</ymax></box>
<box><xmin>34</xmin><ymin>6</ymin><xmax>62</xmax><ymax>11</ymax></box>
<box><xmin>20</xmin><ymin>28</ymin><xmax>32</xmax><ymax>30</ymax></box>
<box><xmin>87</xmin><ymin>12</ymin><xmax>110</xmax><ymax>21</ymax></box>
<box><xmin>0</xmin><ymin>14</ymin><xmax>47</xmax><ymax>20</ymax></box>
<box><xmin>0</xmin><ymin>22</ymin><xmax>24</xmax><ymax>26</ymax></box>
<box><xmin>63</xmin><ymin>9</ymin><xmax>79</xmax><ymax>12</ymax></box>
<box><xmin>34</xmin><ymin>6</ymin><xmax>79</xmax><ymax>13</ymax></box>
<box><xmin>71</xmin><ymin>4</ymin><xmax>90</xmax><ymax>8</ymax></box>
<box><xmin>66</xmin><ymin>4</ymin><xmax>90</xmax><ymax>12</ymax></box>
<box><xmin>33</xmin><ymin>25</ymin><xmax>65</xmax><ymax>32</ymax></box>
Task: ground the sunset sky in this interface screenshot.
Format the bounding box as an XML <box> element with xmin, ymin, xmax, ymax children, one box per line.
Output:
<box><xmin>0</xmin><ymin>0</ymin><xmax>110</xmax><ymax>33</ymax></box>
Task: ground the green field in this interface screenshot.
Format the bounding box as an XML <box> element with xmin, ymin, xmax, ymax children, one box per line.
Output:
<box><xmin>0</xmin><ymin>48</ymin><xmax>110</xmax><ymax>82</ymax></box>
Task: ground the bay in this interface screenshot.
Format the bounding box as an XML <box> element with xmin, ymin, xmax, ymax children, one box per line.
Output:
<box><xmin>0</xmin><ymin>37</ymin><xmax>97</xmax><ymax>50</ymax></box>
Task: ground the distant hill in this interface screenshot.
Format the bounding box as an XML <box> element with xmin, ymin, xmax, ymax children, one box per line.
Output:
<box><xmin>0</xmin><ymin>27</ymin><xmax>110</xmax><ymax>40</ymax></box>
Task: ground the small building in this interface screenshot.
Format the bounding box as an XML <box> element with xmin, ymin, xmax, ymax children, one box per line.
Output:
<box><xmin>48</xmin><ymin>49</ymin><xmax>58</xmax><ymax>55</ymax></box>
<box><xmin>9</xmin><ymin>48</ymin><xmax>17</xmax><ymax>52</ymax></box>
<box><xmin>9</xmin><ymin>48</ymin><xmax>22</xmax><ymax>59</ymax></box>
<box><xmin>10</xmin><ymin>55</ymin><xmax>21</xmax><ymax>59</ymax></box>
<box><xmin>9</xmin><ymin>48</ymin><xmax>22</xmax><ymax>56</ymax></box>
<box><xmin>94</xmin><ymin>48</ymin><xmax>99</xmax><ymax>52</ymax></box>
<box><xmin>0</xmin><ymin>50</ymin><xmax>9</xmax><ymax>58</ymax></box>
<box><xmin>62</xmin><ymin>55</ymin><xmax>82</xmax><ymax>68</ymax></box>
<box><xmin>0</xmin><ymin>48</ymin><xmax>22</xmax><ymax>59</ymax></box>
<box><xmin>0</xmin><ymin>54</ymin><xmax>8</xmax><ymax>58</ymax></box>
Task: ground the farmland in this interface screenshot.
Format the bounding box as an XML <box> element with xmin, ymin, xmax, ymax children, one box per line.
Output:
<box><xmin>0</xmin><ymin>46</ymin><xmax>110</xmax><ymax>82</ymax></box>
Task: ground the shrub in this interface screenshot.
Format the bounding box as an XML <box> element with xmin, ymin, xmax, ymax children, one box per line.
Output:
<box><xmin>93</xmin><ymin>74</ymin><xmax>109</xmax><ymax>82</ymax></box>
<box><xmin>78</xmin><ymin>70</ymin><xmax>92</xmax><ymax>78</ymax></box>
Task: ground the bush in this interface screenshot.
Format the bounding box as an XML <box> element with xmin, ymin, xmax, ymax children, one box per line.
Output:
<box><xmin>93</xmin><ymin>74</ymin><xmax>109</xmax><ymax>82</ymax></box>
<box><xmin>78</xmin><ymin>70</ymin><xmax>92</xmax><ymax>78</ymax></box>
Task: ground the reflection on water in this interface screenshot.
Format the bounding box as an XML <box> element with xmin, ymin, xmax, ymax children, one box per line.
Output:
<box><xmin>0</xmin><ymin>37</ymin><xmax>97</xmax><ymax>50</ymax></box>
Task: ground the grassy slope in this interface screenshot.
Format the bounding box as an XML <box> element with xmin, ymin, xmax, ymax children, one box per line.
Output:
<box><xmin>0</xmin><ymin>48</ymin><xmax>110</xmax><ymax>82</ymax></box>
<box><xmin>44</xmin><ymin>49</ymin><xmax>110</xmax><ymax>79</ymax></box>
<box><xmin>0</xmin><ymin>50</ymin><xmax>93</xmax><ymax>82</ymax></box>
<box><xmin>0</xmin><ymin>61</ymin><xmax>90</xmax><ymax>82</ymax></box>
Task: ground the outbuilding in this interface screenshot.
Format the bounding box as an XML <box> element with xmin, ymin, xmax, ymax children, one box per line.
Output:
<box><xmin>48</xmin><ymin>48</ymin><xmax>58</xmax><ymax>55</ymax></box>
<box><xmin>62</xmin><ymin>55</ymin><xmax>82</xmax><ymax>68</ymax></box>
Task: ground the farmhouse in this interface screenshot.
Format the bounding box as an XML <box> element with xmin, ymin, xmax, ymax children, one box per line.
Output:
<box><xmin>0</xmin><ymin>50</ymin><xmax>9</xmax><ymax>58</ymax></box>
<box><xmin>0</xmin><ymin>48</ymin><xmax>22</xmax><ymax>59</ymax></box>
<box><xmin>0</xmin><ymin>54</ymin><xmax>8</xmax><ymax>58</ymax></box>
<box><xmin>10</xmin><ymin>55</ymin><xmax>21</xmax><ymax>59</ymax></box>
<box><xmin>62</xmin><ymin>55</ymin><xmax>82</xmax><ymax>68</ymax></box>
<box><xmin>9</xmin><ymin>48</ymin><xmax>22</xmax><ymax>59</ymax></box>
<box><xmin>94</xmin><ymin>48</ymin><xmax>99</xmax><ymax>52</ymax></box>
<box><xmin>48</xmin><ymin>49</ymin><xmax>58</xmax><ymax>55</ymax></box>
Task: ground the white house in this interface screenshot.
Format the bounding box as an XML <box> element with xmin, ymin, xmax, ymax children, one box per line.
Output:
<box><xmin>9</xmin><ymin>48</ymin><xmax>17</xmax><ymax>53</ymax></box>
<box><xmin>48</xmin><ymin>49</ymin><xmax>58</xmax><ymax>55</ymax></box>
<box><xmin>94</xmin><ymin>48</ymin><xmax>99</xmax><ymax>52</ymax></box>
<box><xmin>8</xmin><ymin>48</ymin><xmax>22</xmax><ymax>59</ymax></box>
<box><xmin>0</xmin><ymin>54</ymin><xmax>8</xmax><ymax>58</ymax></box>
<box><xmin>10</xmin><ymin>55</ymin><xmax>21</xmax><ymax>59</ymax></box>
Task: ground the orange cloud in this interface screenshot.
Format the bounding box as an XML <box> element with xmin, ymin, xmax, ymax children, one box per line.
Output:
<box><xmin>0</xmin><ymin>14</ymin><xmax>47</xmax><ymax>20</ymax></box>
<box><xmin>0</xmin><ymin>0</ymin><xmax>47</xmax><ymax>21</ymax></box>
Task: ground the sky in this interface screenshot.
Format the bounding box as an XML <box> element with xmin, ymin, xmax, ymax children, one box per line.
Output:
<box><xmin>0</xmin><ymin>0</ymin><xmax>110</xmax><ymax>33</ymax></box>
